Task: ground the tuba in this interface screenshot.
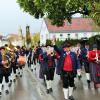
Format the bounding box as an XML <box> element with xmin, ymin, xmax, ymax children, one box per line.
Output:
<box><xmin>2</xmin><ymin>51</ymin><xmax>11</xmax><ymax>69</ymax></box>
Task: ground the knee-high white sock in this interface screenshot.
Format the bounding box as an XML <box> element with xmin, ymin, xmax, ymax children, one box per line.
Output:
<box><xmin>4</xmin><ymin>82</ymin><xmax>9</xmax><ymax>91</ymax></box>
<box><xmin>69</xmin><ymin>87</ymin><xmax>73</xmax><ymax>97</ymax></box>
<box><xmin>16</xmin><ymin>69</ymin><xmax>19</xmax><ymax>75</ymax></box>
<box><xmin>63</xmin><ymin>88</ymin><xmax>69</xmax><ymax>100</ymax></box>
<box><xmin>31</xmin><ymin>65</ymin><xmax>34</xmax><ymax>70</ymax></box>
<box><xmin>20</xmin><ymin>69</ymin><xmax>23</xmax><ymax>75</ymax></box>
<box><xmin>11</xmin><ymin>70</ymin><xmax>15</xmax><ymax>80</ymax></box>
<box><xmin>86</xmin><ymin>73</ymin><xmax>90</xmax><ymax>81</ymax></box>
<box><xmin>46</xmin><ymin>80</ymin><xmax>50</xmax><ymax>90</ymax></box>
<box><xmin>49</xmin><ymin>80</ymin><xmax>52</xmax><ymax>89</ymax></box>
<box><xmin>34</xmin><ymin>65</ymin><xmax>36</xmax><ymax>70</ymax></box>
<box><xmin>9</xmin><ymin>74</ymin><xmax>11</xmax><ymax>81</ymax></box>
<box><xmin>44</xmin><ymin>75</ymin><xmax>46</xmax><ymax>80</ymax></box>
<box><xmin>77</xmin><ymin>69</ymin><xmax>81</xmax><ymax>76</ymax></box>
<box><xmin>0</xmin><ymin>84</ymin><xmax>2</xmax><ymax>92</ymax></box>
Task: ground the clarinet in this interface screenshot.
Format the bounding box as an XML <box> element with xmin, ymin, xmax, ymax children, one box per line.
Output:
<box><xmin>95</xmin><ymin>50</ymin><xmax>99</xmax><ymax>63</ymax></box>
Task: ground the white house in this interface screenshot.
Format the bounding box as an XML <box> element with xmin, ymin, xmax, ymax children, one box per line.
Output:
<box><xmin>40</xmin><ymin>18</ymin><xmax>100</xmax><ymax>45</ymax></box>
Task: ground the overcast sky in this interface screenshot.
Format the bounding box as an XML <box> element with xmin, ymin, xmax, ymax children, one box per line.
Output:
<box><xmin>0</xmin><ymin>0</ymin><xmax>43</xmax><ymax>35</ymax></box>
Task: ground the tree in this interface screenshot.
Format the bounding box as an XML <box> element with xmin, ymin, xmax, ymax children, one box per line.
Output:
<box><xmin>31</xmin><ymin>33</ymin><xmax>40</xmax><ymax>46</ymax></box>
<box><xmin>26</xmin><ymin>26</ymin><xmax>31</xmax><ymax>48</ymax></box>
<box><xmin>17</xmin><ymin>0</ymin><xmax>100</xmax><ymax>27</ymax></box>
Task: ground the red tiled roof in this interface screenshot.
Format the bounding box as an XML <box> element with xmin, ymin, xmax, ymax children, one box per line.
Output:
<box><xmin>45</xmin><ymin>18</ymin><xmax>99</xmax><ymax>33</ymax></box>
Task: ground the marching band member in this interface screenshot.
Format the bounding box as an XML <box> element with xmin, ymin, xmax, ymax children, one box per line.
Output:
<box><xmin>74</xmin><ymin>43</ymin><xmax>82</xmax><ymax>80</ymax></box>
<box><xmin>80</xmin><ymin>43</ymin><xmax>91</xmax><ymax>87</ymax></box>
<box><xmin>88</xmin><ymin>44</ymin><xmax>100</xmax><ymax>89</ymax></box>
<box><xmin>55</xmin><ymin>52</ymin><xmax>61</xmax><ymax>75</ymax></box>
<box><xmin>0</xmin><ymin>47</ymin><xmax>10</xmax><ymax>95</ymax></box>
<box><xmin>16</xmin><ymin>46</ymin><xmax>26</xmax><ymax>77</ymax></box>
<box><xmin>31</xmin><ymin>47</ymin><xmax>37</xmax><ymax>72</ymax></box>
<box><xmin>35</xmin><ymin>46</ymin><xmax>40</xmax><ymax>64</ymax></box>
<box><xmin>52</xmin><ymin>41</ymin><xmax>80</xmax><ymax>100</ymax></box>
<box><xmin>9</xmin><ymin>48</ymin><xmax>17</xmax><ymax>83</ymax></box>
<box><xmin>27</xmin><ymin>48</ymin><xmax>32</xmax><ymax>68</ymax></box>
<box><xmin>0</xmin><ymin>47</ymin><xmax>4</xmax><ymax>95</ymax></box>
<box><xmin>39</xmin><ymin>46</ymin><xmax>46</xmax><ymax>86</ymax></box>
<box><xmin>39</xmin><ymin>45</ymin><xmax>56</xmax><ymax>94</ymax></box>
<box><xmin>45</xmin><ymin>46</ymin><xmax>55</xmax><ymax>93</ymax></box>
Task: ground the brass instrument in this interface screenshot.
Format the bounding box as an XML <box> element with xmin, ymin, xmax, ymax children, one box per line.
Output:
<box><xmin>2</xmin><ymin>40</ymin><xmax>16</xmax><ymax>68</ymax></box>
<box><xmin>2</xmin><ymin>51</ymin><xmax>10</xmax><ymax>69</ymax></box>
<box><xmin>10</xmin><ymin>51</ymin><xmax>16</xmax><ymax>63</ymax></box>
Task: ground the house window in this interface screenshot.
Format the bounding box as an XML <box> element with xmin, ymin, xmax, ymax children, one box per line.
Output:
<box><xmin>68</xmin><ymin>34</ymin><xmax>70</xmax><ymax>40</ymax></box>
<box><xmin>60</xmin><ymin>34</ymin><xmax>63</xmax><ymax>40</ymax></box>
<box><xmin>75</xmin><ymin>33</ymin><xmax>78</xmax><ymax>39</ymax></box>
<box><xmin>60</xmin><ymin>34</ymin><xmax>63</xmax><ymax>37</ymax></box>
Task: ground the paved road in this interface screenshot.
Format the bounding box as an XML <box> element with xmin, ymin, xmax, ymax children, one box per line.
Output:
<box><xmin>0</xmin><ymin>64</ymin><xmax>100</xmax><ymax>100</ymax></box>
<box><xmin>35</xmin><ymin>64</ymin><xmax>100</xmax><ymax>100</ymax></box>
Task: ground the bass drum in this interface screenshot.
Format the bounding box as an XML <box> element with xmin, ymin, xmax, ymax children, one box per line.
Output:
<box><xmin>18</xmin><ymin>56</ymin><xmax>26</xmax><ymax>66</ymax></box>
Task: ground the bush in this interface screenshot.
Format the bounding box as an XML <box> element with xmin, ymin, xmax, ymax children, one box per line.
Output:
<box><xmin>45</xmin><ymin>34</ymin><xmax>100</xmax><ymax>49</ymax></box>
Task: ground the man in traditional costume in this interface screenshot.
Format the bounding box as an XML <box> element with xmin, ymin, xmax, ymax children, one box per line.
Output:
<box><xmin>53</xmin><ymin>41</ymin><xmax>80</xmax><ymax>100</ymax></box>
<box><xmin>80</xmin><ymin>43</ymin><xmax>91</xmax><ymax>87</ymax></box>
<box><xmin>0</xmin><ymin>47</ymin><xmax>10</xmax><ymax>95</ymax></box>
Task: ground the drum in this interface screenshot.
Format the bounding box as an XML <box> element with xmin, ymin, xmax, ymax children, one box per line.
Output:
<box><xmin>18</xmin><ymin>56</ymin><xmax>26</xmax><ymax>66</ymax></box>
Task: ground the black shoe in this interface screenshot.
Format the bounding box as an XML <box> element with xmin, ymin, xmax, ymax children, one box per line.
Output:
<box><xmin>9</xmin><ymin>83</ymin><xmax>12</xmax><ymax>87</ymax></box>
<box><xmin>69</xmin><ymin>96</ymin><xmax>75</xmax><ymax>100</ymax></box>
<box><xmin>43</xmin><ymin>79</ymin><xmax>46</xmax><ymax>87</ymax></box>
<box><xmin>34</xmin><ymin>68</ymin><xmax>36</xmax><ymax>70</ymax></box>
<box><xmin>49</xmin><ymin>88</ymin><xmax>53</xmax><ymax>92</ymax></box>
<box><xmin>13</xmin><ymin>79</ymin><xmax>16</xmax><ymax>82</ymax></box>
<box><xmin>31</xmin><ymin>69</ymin><xmax>33</xmax><ymax>72</ymax></box>
<box><xmin>2</xmin><ymin>85</ymin><xmax>4</xmax><ymax>90</ymax></box>
<box><xmin>46</xmin><ymin>89</ymin><xmax>50</xmax><ymax>94</ymax></box>
<box><xmin>87</xmin><ymin>80</ymin><xmax>91</xmax><ymax>88</ymax></box>
<box><xmin>5</xmin><ymin>90</ymin><xmax>9</xmax><ymax>95</ymax></box>
<box><xmin>0</xmin><ymin>92</ymin><xmax>2</xmax><ymax>96</ymax></box>
<box><xmin>20</xmin><ymin>75</ymin><xmax>22</xmax><ymax>77</ymax></box>
<box><xmin>73</xmin><ymin>86</ymin><xmax>77</xmax><ymax>91</ymax></box>
<box><xmin>78</xmin><ymin>75</ymin><xmax>82</xmax><ymax>80</ymax></box>
<box><xmin>87</xmin><ymin>80</ymin><xmax>90</xmax><ymax>83</ymax></box>
<box><xmin>94</xmin><ymin>83</ymin><xmax>98</xmax><ymax>89</ymax></box>
<box><xmin>10</xmin><ymin>80</ymin><xmax>12</xmax><ymax>83</ymax></box>
<box><xmin>16</xmin><ymin>75</ymin><xmax>18</xmax><ymax>78</ymax></box>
